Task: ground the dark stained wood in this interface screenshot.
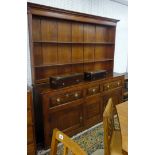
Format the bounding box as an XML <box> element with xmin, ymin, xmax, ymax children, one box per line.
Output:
<box><xmin>108</xmin><ymin>27</ymin><xmax>116</xmax><ymax>42</ymax></box>
<box><xmin>84</xmin><ymin>63</ymin><xmax>95</xmax><ymax>72</ymax></box>
<box><xmin>102</xmin><ymin>87</ymin><xmax>123</xmax><ymax>113</ymax></box>
<box><xmin>43</xmin><ymin>98</ymin><xmax>84</xmax><ymax>146</ymax></box>
<box><xmin>84</xmin><ymin>45</ymin><xmax>95</xmax><ymax>61</ymax></box>
<box><xmin>72</xmin><ymin>23</ymin><xmax>84</xmax><ymax>42</ymax></box>
<box><xmin>84</xmin><ymin>94</ymin><xmax>102</xmax><ymax>127</ymax></box>
<box><xmin>27</xmin><ymin>143</ymin><xmax>35</xmax><ymax>155</ymax></box>
<box><xmin>95</xmin><ymin>45</ymin><xmax>107</xmax><ymax>61</ymax></box>
<box><xmin>42</xmin><ymin>44</ymin><xmax>57</xmax><ymax>65</ymax></box>
<box><xmin>28</xmin><ymin>5</ymin><xmax>118</xmax><ymax>84</ymax></box>
<box><xmin>84</xmin><ymin>24</ymin><xmax>95</xmax><ymax>42</ymax></box>
<box><xmin>96</xmin><ymin>26</ymin><xmax>108</xmax><ymax>42</ymax></box>
<box><xmin>57</xmin><ymin>65</ymin><xmax>72</xmax><ymax>75</ymax></box>
<box><xmin>34</xmin><ymin>75</ymin><xmax>124</xmax><ymax>147</ymax></box>
<box><xmin>33</xmin><ymin>41</ymin><xmax>114</xmax><ymax>44</ymax></box>
<box><xmin>58</xmin><ymin>21</ymin><xmax>71</xmax><ymax>42</ymax></box>
<box><xmin>33</xmin><ymin>43</ymin><xmax>42</xmax><ymax>66</ymax></box>
<box><xmin>28</xmin><ymin>3</ymin><xmax>119</xmax><ymax>26</ymax></box>
<box><xmin>58</xmin><ymin>45</ymin><xmax>71</xmax><ymax>64</ymax></box>
<box><xmin>41</xmin><ymin>18</ymin><xmax>58</xmax><ymax>41</ymax></box>
<box><xmin>35</xmin><ymin>66</ymin><xmax>57</xmax><ymax>80</ymax></box>
<box><xmin>72</xmin><ymin>64</ymin><xmax>84</xmax><ymax>73</ymax></box>
<box><xmin>27</xmin><ymin>3</ymin><xmax>122</xmax><ymax>149</ymax></box>
<box><xmin>72</xmin><ymin>45</ymin><xmax>83</xmax><ymax>63</ymax></box>
<box><xmin>32</xmin><ymin>16</ymin><xmax>41</xmax><ymax>41</ymax></box>
<box><xmin>27</xmin><ymin>89</ymin><xmax>36</xmax><ymax>155</ymax></box>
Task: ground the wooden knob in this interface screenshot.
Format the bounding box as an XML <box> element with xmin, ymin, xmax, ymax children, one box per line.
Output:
<box><xmin>92</xmin><ymin>88</ymin><xmax>96</xmax><ymax>92</ymax></box>
<box><xmin>75</xmin><ymin>93</ymin><xmax>79</xmax><ymax>97</ymax></box>
<box><xmin>66</xmin><ymin>94</ymin><xmax>69</xmax><ymax>97</ymax></box>
<box><xmin>56</xmin><ymin>98</ymin><xmax>60</xmax><ymax>102</ymax></box>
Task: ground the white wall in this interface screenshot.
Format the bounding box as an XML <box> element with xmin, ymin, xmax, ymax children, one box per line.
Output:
<box><xmin>27</xmin><ymin>0</ymin><xmax>128</xmax><ymax>86</ymax></box>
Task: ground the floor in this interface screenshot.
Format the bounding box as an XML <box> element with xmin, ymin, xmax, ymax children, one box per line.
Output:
<box><xmin>37</xmin><ymin>122</ymin><xmax>104</xmax><ymax>155</ymax></box>
<box><xmin>91</xmin><ymin>149</ymin><xmax>104</xmax><ymax>155</ymax></box>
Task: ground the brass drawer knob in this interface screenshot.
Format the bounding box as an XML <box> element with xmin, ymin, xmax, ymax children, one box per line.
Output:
<box><xmin>66</xmin><ymin>94</ymin><xmax>69</xmax><ymax>97</ymax></box>
<box><xmin>107</xmin><ymin>85</ymin><xmax>109</xmax><ymax>88</ymax></box>
<box><xmin>74</xmin><ymin>93</ymin><xmax>79</xmax><ymax>97</ymax></box>
<box><xmin>92</xmin><ymin>88</ymin><xmax>96</xmax><ymax>92</ymax></box>
<box><xmin>117</xmin><ymin>82</ymin><xmax>120</xmax><ymax>86</ymax></box>
<box><xmin>56</xmin><ymin>98</ymin><xmax>61</xmax><ymax>102</ymax></box>
<box><xmin>80</xmin><ymin>116</ymin><xmax>83</xmax><ymax>120</ymax></box>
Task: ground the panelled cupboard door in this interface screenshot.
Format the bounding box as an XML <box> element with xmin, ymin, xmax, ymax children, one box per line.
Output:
<box><xmin>102</xmin><ymin>88</ymin><xmax>122</xmax><ymax>113</ymax></box>
<box><xmin>84</xmin><ymin>94</ymin><xmax>102</xmax><ymax>127</ymax></box>
<box><xmin>44</xmin><ymin>100</ymin><xmax>83</xmax><ymax>147</ymax></box>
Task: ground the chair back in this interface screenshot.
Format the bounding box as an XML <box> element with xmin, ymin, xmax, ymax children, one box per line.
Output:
<box><xmin>103</xmin><ymin>98</ymin><xmax>122</xmax><ymax>155</ymax></box>
<box><xmin>50</xmin><ymin>128</ymin><xmax>87</xmax><ymax>155</ymax></box>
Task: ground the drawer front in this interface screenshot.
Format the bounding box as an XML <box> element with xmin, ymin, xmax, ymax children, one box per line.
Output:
<box><xmin>86</xmin><ymin>85</ymin><xmax>100</xmax><ymax>96</ymax></box>
<box><xmin>49</xmin><ymin>90</ymin><xmax>83</xmax><ymax>107</ymax></box>
<box><xmin>103</xmin><ymin>80</ymin><xmax>122</xmax><ymax>91</ymax></box>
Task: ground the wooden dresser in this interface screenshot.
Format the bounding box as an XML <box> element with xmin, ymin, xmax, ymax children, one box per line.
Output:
<box><xmin>27</xmin><ymin>3</ymin><xmax>125</xmax><ymax>148</ymax></box>
<box><xmin>34</xmin><ymin>73</ymin><xmax>124</xmax><ymax>147</ymax></box>
<box><xmin>27</xmin><ymin>88</ymin><xmax>36</xmax><ymax>155</ymax></box>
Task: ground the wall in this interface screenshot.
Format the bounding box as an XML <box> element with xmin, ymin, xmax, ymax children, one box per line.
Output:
<box><xmin>27</xmin><ymin>0</ymin><xmax>128</xmax><ymax>86</ymax></box>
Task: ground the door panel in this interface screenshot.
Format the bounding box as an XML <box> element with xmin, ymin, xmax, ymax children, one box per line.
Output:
<box><xmin>44</xmin><ymin>100</ymin><xmax>83</xmax><ymax>147</ymax></box>
<box><xmin>84</xmin><ymin>94</ymin><xmax>102</xmax><ymax>127</ymax></box>
<box><xmin>102</xmin><ymin>88</ymin><xmax>122</xmax><ymax>114</ymax></box>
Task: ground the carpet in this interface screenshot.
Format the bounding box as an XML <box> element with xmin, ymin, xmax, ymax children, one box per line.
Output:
<box><xmin>38</xmin><ymin>122</ymin><xmax>104</xmax><ymax>155</ymax></box>
<box><xmin>38</xmin><ymin>116</ymin><xmax>120</xmax><ymax>155</ymax></box>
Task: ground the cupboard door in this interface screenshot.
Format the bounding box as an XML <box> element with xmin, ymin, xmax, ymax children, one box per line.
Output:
<box><xmin>84</xmin><ymin>94</ymin><xmax>102</xmax><ymax>128</ymax></box>
<box><xmin>44</xmin><ymin>100</ymin><xmax>83</xmax><ymax>147</ymax></box>
<box><xmin>102</xmin><ymin>88</ymin><xmax>123</xmax><ymax>113</ymax></box>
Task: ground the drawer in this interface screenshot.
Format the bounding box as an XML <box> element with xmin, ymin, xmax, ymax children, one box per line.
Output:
<box><xmin>86</xmin><ymin>85</ymin><xmax>100</xmax><ymax>96</ymax></box>
<box><xmin>27</xmin><ymin>143</ymin><xmax>35</xmax><ymax>155</ymax></box>
<box><xmin>103</xmin><ymin>80</ymin><xmax>122</xmax><ymax>91</ymax></box>
<box><xmin>27</xmin><ymin>110</ymin><xmax>32</xmax><ymax>125</ymax></box>
<box><xmin>49</xmin><ymin>90</ymin><xmax>83</xmax><ymax>107</ymax></box>
<box><xmin>27</xmin><ymin>126</ymin><xmax>34</xmax><ymax>144</ymax></box>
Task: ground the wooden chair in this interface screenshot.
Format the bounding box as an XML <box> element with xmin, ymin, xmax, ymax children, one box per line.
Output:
<box><xmin>103</xmin><ymin>98</ymin><xmax>123</xmax><ymax>155</ymax></box>
<box><xmin>50</xmin><ymin>128</ymin><xmax>87</xmax><ymax>155</ymax></box>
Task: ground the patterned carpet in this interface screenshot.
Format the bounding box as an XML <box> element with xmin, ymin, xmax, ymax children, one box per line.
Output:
<box><xmin>38</xmin><ymin>122</ymin><xmax>104</xmax><ymax>155</ymax></box>
<box><xmin>38</xmin><ymin>115</ymin><xmax>120</xmax><ymax>155</ymax></box>
<box><xmin>58</xmin><ymin>123</ymin><xmax>104</xmax><ymax>155</ymax></box>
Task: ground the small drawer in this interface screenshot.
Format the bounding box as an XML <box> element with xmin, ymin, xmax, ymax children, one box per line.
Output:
<box><xmin>27</xmin><ymin>110</ymin><xmax>32</xmax><ymax>125</ymax></box>
<box><xmin>86</xmin><ymin>85</ymin><xmax>100</xmax><ymax>96</ymax></box>
<box><xmin>103</xmin><ymin>80</ymin><xmax>122</xmax><ymax>91</ymax></box>
<box><xmin>27</xmin><ymin>126</ymin><xmax>34</xmax><ymax>144</ymax></box>
<box><xmin>49</xmin><ymin>90</ymin><xmax>83</xmax><ymax>107</ymax></box>
<box><xmin>69</xmin><ymin>91</ymin><xmax>83</xmax><ymax>101</ymax></box>
<box><xmin>51</xmin><ymin>94</ymin><xmax>67</xmax><ymax>105</ymax></box>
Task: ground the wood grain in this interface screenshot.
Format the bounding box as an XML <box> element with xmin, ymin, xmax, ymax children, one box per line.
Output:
<box><xmin>41</xmin><ymin>19</ymin><xmax>58</xmax><ymax>41</ymax></box>
<box><xmin>116</xmin><ymin>101</ymin><xmax>128</xmax><ymax>154</ymax></box>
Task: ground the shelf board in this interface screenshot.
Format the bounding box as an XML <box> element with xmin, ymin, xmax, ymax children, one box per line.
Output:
<box><xmin>33</xmin><ymin>41</ymin><xmax>115</xmax><ymax>45</ymax></box>
<box><xmin>34</xmin><ymin>59</ymin><xmax>114</xmax><ymax>68</ymax></box>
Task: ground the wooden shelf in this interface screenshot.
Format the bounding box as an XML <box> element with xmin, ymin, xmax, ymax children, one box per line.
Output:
<box><xmin>34</xmin><ymin>59</ymin><xmax>114</xmax><ymax>68</ymax></box>
<box><xmin>33</xmin><ymin>41</ymin><xmax>115</xmax><ymax>45</ymax></box>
